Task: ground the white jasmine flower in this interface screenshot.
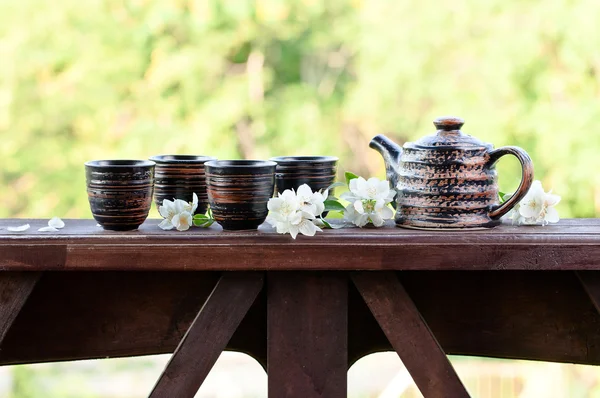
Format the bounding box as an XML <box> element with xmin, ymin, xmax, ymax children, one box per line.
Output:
<box><xmin>158</xmin><ymin>193</ymin><xmax>199</xmax><ymax>231</ymax></box>
<box><xmin>344</xmin><ymin>197</ymin><xmax>394</xmax><ymax>227</ymax></box>
<box><xmin>266</xmin><ymin>187</ymin><xmax>323</xmax><ymax>239</ymax></box>
<box><xmin>502</xmin><ymin>180</ymin><xmax>560</xmax><ymax>226</ymax></box>
<box><xmin>341</xmin><ymin>176</ymin><xmax>396</xmax><ymax>227</ymax></box>
<box><xmin>266</xmin><ymin>190</ymin><xmax>302</xmax><ymax>238</ymax></box>
<box><xmin>341</xmin><ymin>177</ymin><xmax>396</xmax><ymax>204</ymax></box>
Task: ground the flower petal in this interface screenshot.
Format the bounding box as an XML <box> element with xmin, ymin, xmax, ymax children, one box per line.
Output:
<box><xmin>275</xmin><ymin>221</ymin><xmax>289</xmax><ymax>234</ymax></box>
<box><xmin>290</xmin><ymin>211</ymin><xmax>303</xmax><ymax>225</ymax></box>
<box><xmin>545</xmin><ymin>193</ymin><xmax>561</xmax><ymax>207</ymax></box>
<box><xmin>355</xmin><ymin>177</ymin><xmax>370</xmax><ymax>197</ymax></box>
<box><xmin>544</xmin><ymin>207</ymin><xmax>560</xmax><ymax>223</ymax></box>
<box><xmin>376</xmin><ymin>179</ymin><xmax>390</xmax><ymax>199</ymax></box>
<box><xmin>158</xmin><ymin>218</ymin><xmax>174</xmax><ymax>230</ymax></box>
<box><xmin>348</xmin><ymin>178</ymin><xmax>360</xmax><ymax>194</ymax></box>
<box><xmin>353</xmin><ymin>200</ymin><xmax>365</xmax><ymax>214</ymax></box>
<box><xmin>7</xmin><ymin>224</ymin><xmax>30</xmax><ymax>232</ymax></box>
<box><xmin>48</xmin><ymin>217</ymin><xmax>65</xmax><ymax>229</ymax></box>
<box><xmin>173</xmin><ymin>199</ymin><xmax>189</xmax><ymax>214</ymax></box>
<box><xmin>159</xmin><ymin>199</ymin><xmax>174</xmax><ymax>218</ymax></box>
<box><xmin>175</xmin><ymin>211</ymin><xmax>193</xmax><ymax>231</ymax></box>
<box><xmin>356</xmin><ymin>214</ymin><xmax>370</xmax><ymax>227</ymax></box>
<box><xmin>519</xmin><ymin>199</ymin><xmax>542</xmax><ymax>218</ymax></box>
<box><xmin>386</xmin><ymin>189</ymin><xmax>396</xmax><ymax>202</ymax></box>
<box><xmin>340</xmin><ymin>192</ymin><xmax>359</xmax><ymax>202</ymax></box>
<box><xmin>378</xmin><ymin>205</ymin><xmax>394</xmax><ymax>220</ymax></box>
<box><xmin>38</xmin><ymin>226</ymin><xmax>59</xmax><ymax>232</ymax></box>
<box><xmin>297</xmin><ymin>184</ymin><xmax>313</xmax><ymax>199</ymax></box>
<box><xmin>191</xmin><ymin>193</ymin><xmax>199</xmax><ymax>214</ymax></box>
<box><xmin>267</xmin><ymin>197</ymin><xmax>283</xmax><ymax>212</ymax></box>
<box><xmin>343</xmin><ymin>203</ymin><xmax>357</xmax><ymax>222</ymax></box>
<box><xmin>528</xmin><ymin>180</ymin><xmax>545</xmax><ymax>196</ymax></box>
<box><xmin>370</xmin><ymin>213</ymin><xmax>385</xmax><ymax>227</ymax></box>
<box><xmin>299</xmin><ymin>220</ymin><xmax>319</xmax><ymax>236</ymax></box>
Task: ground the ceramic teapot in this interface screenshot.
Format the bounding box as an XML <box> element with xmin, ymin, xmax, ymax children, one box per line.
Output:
<box><xmin>370</xmin><ymin>116</ymin><xmax>534</xmax><ymax>229</ymax></box>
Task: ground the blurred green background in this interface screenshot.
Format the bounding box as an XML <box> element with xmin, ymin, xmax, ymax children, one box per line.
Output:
<box><xmin>1</xmin><ymin>0</ymin><xmax>599</xmax><ymax>219</ymax></box>
<box><xmin>1</xmin><ymin>0</ymin><xmax>600</xmax><ymax>396</ymax></box>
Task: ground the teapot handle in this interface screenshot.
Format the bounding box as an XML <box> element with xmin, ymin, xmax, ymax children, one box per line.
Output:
<box><xmin>487</xmin><ymin>146</ymin><xmax>534</xmax><ymax>220</ymax></box>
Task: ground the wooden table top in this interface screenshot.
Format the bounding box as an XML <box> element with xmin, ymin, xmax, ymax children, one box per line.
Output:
<box><xmin>1</xmin><ymin>218</ymin><xmax>599</xmax><ymax>271</ymax></box>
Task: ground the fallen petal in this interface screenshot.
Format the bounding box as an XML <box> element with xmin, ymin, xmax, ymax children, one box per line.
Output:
<box><xmin>38</xmin><ymin>226</ymin><xmax>59</xmax><ymax>232</ymax></box>
<box><xmin>8</xmin><ymin>224</ymin><xmax>30</xmax><ymax>232</ymax></box>
<box><xmin>48</xmin><ymin>217</ymin><xmax>65</xmax><ymax>229</ymax></box>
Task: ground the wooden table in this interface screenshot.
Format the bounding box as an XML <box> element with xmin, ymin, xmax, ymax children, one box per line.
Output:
<box><xmin>1</xmin><ymin>218</ymin><xmax>600</xmax><ymax>398</ymax></box>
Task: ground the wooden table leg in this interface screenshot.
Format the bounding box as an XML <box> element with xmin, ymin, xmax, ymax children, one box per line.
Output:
<box><xmin>576</xmin><ymin>271</ymin><xmax>600</xmax><ymax>314</ymax></box>
<box><xmin>149</xmin><ymin>272</ymin><xmax>264</xmax><ymax>398</ymax></box>
<box><xmin>267</xmin><ymin>272</ymin><xmax>348</xmax><ymax>398</ymax></box>
<box><xmin>352</xmin><ymin>272</ymin><xmax>470</xmax><ymax>398</ymax></box>
<box><xmin>0</xmin><ymin>272</ymin><xmax>40</xmax><ymax>345</ymax></box>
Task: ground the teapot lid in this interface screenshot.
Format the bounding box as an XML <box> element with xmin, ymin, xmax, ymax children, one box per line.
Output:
<box><xmin>408</xmin><ymin>116</ymin><xmax>490</xmax><ymax>149</ymax></box>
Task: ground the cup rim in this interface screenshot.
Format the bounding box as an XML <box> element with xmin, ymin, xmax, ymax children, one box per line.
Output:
<box><xmin>269</xmin><ymin>156</ymin><xmax>338</xmax><ymax>163</ymax></box>
<box><xmin>205</xmin><ymin>160</ymin><xmax>277</xmax><ymax>168</ymax></box>
<box><xmin>85</xmin><ymin>160</ymin><xmax>155</xmax><ymax>168</ymax></box>
<box><xmin>149</xmin><ymin>155</ymin><xmax>216</xmax><ymax>163</ymax></box>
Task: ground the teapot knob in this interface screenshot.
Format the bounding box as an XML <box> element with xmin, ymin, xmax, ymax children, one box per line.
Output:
<box><xmin>433</xmin><ymin>116</ymin><xmax>464</xmax><ymax>131</ymax></box>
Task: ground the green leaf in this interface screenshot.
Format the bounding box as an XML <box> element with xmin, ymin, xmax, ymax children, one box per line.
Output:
<box><xmin>320</xmin><ymin>218</ymin><xmax>333</xmax><ymax>229</ymax></box>
<box><xmin>193</xmin><ymin>213</ymin><xmax>214</xmax><ymax>228</ymax></box>
<box><xmin>194</xmin><ymin>218</ymin><xmax>214</xmax><ymax>228</ymax></box>
<box><xmin>325</xmin><ymin>181</ymin><xmax>346</xmax><ymax>191</ymax></box>
<box><xmin>498</xmin><ymin>191</ymin><xmax>506</xmax><ymax>203</ymax></box>
<box><xmin>319</xmin><ymin>218</ymin><xmax>346</xmax><ymax>229</ymax></box>
<box><xmin>324</xmin><ymin>200</ymin><xmax>346</xmax><ymax>212</ymax></box>
<box><xmin>345</xmin><ymin>171</ymin><xmax>359</xmax><ymax>184</ymax></box>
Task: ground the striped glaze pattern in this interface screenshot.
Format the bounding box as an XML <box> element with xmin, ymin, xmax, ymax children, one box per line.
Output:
<box><xmin>271</xmin><ymin>156</ymin><xmax>338</xmax><ymax>195</ymax></box>
<box><xmin>371</xmin><ymin>117</ymin><xmax>534</xmax><ymax>230</ymax></box>
<box><xmin>396</xmin><ymin>146</ymin><xmax>500</xmax><ymax>229</ymax></box>
<box><xmin>85</xmin><ymin>160</ymin><xmax>155</xmax><ymax>231</ymax></box>
<box><xmin>149</xmin><ymin>155</ymin><xmax>215</xmax><ymax>215</ymax></box>
<box><xmin>205</xmin><ymin>160</ymin><xmax>276</xmax><ymax>230</ymax></box>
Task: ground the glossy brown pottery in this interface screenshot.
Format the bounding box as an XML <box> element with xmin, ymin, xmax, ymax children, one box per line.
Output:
<box><xmin>85</xmin><ymin>160</ymin><xmax>155</xmax><ymax>231</ymax></box>
<box><xmin>205</xmin><ymin>160</ymin><xmax>276</xmax><ymax>230</ymax></box>
<box><xmin>270</xmin><ymin>156</ymin><xmax>338</xmax><ymax>194</ymax></box>
<box><xmin>370</xmin><ymin>116</ymin><xmax>534</xmax><ymax>229</ymax></box>
<box><xmin>149</xmin><ymin>155</ymin><xmax>215</xmax><ymax>215</ymax></box>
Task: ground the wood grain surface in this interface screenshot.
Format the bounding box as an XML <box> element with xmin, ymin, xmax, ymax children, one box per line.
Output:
<box><xmin>353</xmin><ymin>272</ymin><xmax>469</xmax><ymax>398</ymax></box>
<box><xmin>0</xmin><ymin>272</ymin><xmax>40</xmax><ymax>344</ymax></box>
<box><xmin>0</xmin><ymin>218</ymin><xmax>598</xmax><ymax>271</ymax></box>
<box><xmin>267</xmin><ymin>272</ymin><xmax>347</xmax><ymax>398</ymax></box>
<box><xmin>149</xmin><ymin>272</ymin><xmax>263</xmax><ymax>398</ymax></box>
<box><xmin>1</xmin><ymin>271</ymin><xmax>600</xmax><ymax>368</ymax></box>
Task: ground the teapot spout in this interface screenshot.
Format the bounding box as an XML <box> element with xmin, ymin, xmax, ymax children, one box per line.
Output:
<box><xmin>369</xmin><ymin>134</ymin><xmax>402</xmax><ymax>190</ymax></box>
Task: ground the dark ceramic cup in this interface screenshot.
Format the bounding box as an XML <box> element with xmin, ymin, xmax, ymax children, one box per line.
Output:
<box><xmin>270</xmin><ymin>156</ymin><xmax>338</xmax><ymax>195</ymax></box>
<box><xmin>149</xmin><ymin>155</ymin><xmax>216</xmax><ymax>215</ymax></box>
<box><xmin>205</xmin><ymin>160</ymin><xmax>276</xmax><ymax>230</ymax></box>
<box><xmin>85</xmin><ymin>160</ymin><xmax>155</xmax><ymax>231</ymax></box>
